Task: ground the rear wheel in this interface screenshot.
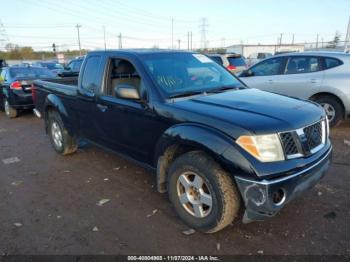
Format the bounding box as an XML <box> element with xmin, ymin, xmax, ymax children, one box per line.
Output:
<box><xmin>4</xmin><ymin>99</ymin><xmax>18</xmax><ymax>118</ymax></box>
<box><xmin>48</xmin><ymin>110</ymin><xmax>78</xmax><ymax>155</ymax></box>
<box><xmin>167</xmin><ymin>151</ymin><xmax>240</xmax><ymax>233</ymax></box>
<box><xmin>313</xmin><ymin>96</ymin><xmax>343</xmax><ymax>127</ymax></box>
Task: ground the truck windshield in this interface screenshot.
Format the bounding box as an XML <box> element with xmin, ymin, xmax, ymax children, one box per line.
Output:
<box><xmin>142</xmin><ymin>53</ymin><xmax>244</xmax><ymax>98</ymax></box>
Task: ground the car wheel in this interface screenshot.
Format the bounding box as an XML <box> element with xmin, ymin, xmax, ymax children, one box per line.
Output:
<box><xmin>4</xmin><ymin>99</ymin><xmax>18</xmax><ymax>118</ymax></box>
<box><xmin>314</xmin><ymin>96</ymin><xmax>343</xmax><ymax>127</ymax></box>
<box><xmin>48</xmin><ymin>110</ymin><xmax>78</xmax><ymax>155</ymax></box>
<box><xmin>167</xmin><ymin>151</ymin><xmax>240</xmax><ymax>233</ymax></box>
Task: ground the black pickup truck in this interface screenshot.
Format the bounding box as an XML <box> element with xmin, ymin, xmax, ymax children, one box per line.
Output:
<box><xmin>33</xmin><ymin>50</ymin><xmax>332</xmax><ymax>233</ymax></box>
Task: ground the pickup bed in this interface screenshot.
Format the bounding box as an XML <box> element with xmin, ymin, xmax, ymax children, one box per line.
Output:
<box><xmin>33</xmin><ymin>50</ymin><xmax>332</xmax><ymax>233</ymax></box>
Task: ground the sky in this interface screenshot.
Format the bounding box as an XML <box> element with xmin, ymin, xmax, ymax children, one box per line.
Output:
<box><xmin>0</xmin><ymin>0</ymin><xmax>349</xmax><ymax>51</ymax></box>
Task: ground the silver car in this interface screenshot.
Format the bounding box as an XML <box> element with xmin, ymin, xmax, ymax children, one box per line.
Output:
<box><xmin>239</xmin><ymin>52</ymin><xmax>350</xmax><ymax>126</ymax></box>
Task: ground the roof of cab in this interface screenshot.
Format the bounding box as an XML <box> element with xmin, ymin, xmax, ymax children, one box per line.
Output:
<box><xmin>88</xmin><ymin>49</ymin><xmax>195</xmax><ymax>56</ymax></box>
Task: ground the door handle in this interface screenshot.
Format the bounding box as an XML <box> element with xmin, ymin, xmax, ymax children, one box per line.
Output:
<box><xmin>268</xmin><ymin>79</ymin><xmax>274</xmax><ymax>84</ymax></box>
<box><xmin>310</xmin><ymin>79</ymin><xmax>318</xmax><ymax>83</ymax></box>
<box><xmin>97</xmin><ymin>103</ymin><xmax>108</xmax><ymax>112</ymax></box>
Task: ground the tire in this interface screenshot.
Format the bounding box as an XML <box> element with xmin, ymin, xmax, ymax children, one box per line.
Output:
<box><xmin>313</xmin><ymin>96</ymin><xmax>343</xmax><ymax>127</ymax></box>
<box><xmin>47</xmin><ymin>110</ymin><xmax>78</xmax><ymax>155</ymax></box>
<box><xmin>4</xmin><ymin>99</ymin><xmax>18</xmax><ymax>118</ymax></box>
<box><xmin>167</xmin><ymin>151</ymin><xmax>240</xmax><ymax>233</ymax></box>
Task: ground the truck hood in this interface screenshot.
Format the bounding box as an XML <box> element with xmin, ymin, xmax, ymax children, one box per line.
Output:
<box><xmin>172</xmin><ymin>88</ymin><xmax>325</xmax><ymax>135</ymax></box>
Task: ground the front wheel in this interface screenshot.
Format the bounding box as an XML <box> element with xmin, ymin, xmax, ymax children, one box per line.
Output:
<box><xmin>314</xmin><ymin>96</ymin><xmax>343</xmax><ymax>127</ymax></box>
<box><xmin>47</xmin><ymin>110</ymin><xmax>78</xmax><ymax>155</ymax></box>
<box><xmin>4</xmin><ymin>99</ymin><xmax>18</xmax><ymax>118</ymax></box>
<box><xmin>167</xmin><ymin>151</ymin><xmax>240</xmax><ymax>233</ymax></box>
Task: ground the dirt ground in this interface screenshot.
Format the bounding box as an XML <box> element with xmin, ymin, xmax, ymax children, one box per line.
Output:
<box><xmin>0</xmin><ymin>111</ymin><xmax>349</xmax><ymax>255</ymax></box>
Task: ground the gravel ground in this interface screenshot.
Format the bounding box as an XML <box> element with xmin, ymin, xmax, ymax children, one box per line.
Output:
<box><xmin>0</xmin><ymin>111</ymin><xmax>349</xmax><ymax>255</ymax></box>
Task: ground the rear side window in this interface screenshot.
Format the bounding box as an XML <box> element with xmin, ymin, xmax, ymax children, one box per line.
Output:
<box><xmin>81</xmin><ymin>56</ymin><xmax>102</xmax><ymax>93</ymax></box>
<box><xmin>324</xmin><ymin>57</ymin><xmax>343</xmax><ymax>69</ymax></box>
<box><xmin>284</xmin><ymin>56</ymin><xmax>320</xmax><ymax>74</ymax></box>
<box><xmin>227</xmin><ymin>57</ymin><xmax>246</xmax><ymax>67</ymax></box>
<box><xmin>210</xmin><ymin>56</ymin><xmax>223</xmax><ymax>65</ymax></box>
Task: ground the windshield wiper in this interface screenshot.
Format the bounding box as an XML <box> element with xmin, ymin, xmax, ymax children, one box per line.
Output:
<box><xmin>169</xmin><ymin>91</ymin><xmax>205</xmax><ymax>99</ymax></box>
<box><xmin>206</xmin><ymin>85</ymin><xmax>245</xmax><ymax>94</ymax></box>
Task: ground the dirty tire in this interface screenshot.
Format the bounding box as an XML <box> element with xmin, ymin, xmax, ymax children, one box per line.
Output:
<box><xmin>314</xmin><ymin>95</ymin><xmax>343</xmax><ymax>127</ymax></box>
<box><xmin>48</xmin><ymin>110</ymin><xmax>78</xmax><ymax>155</ymax></box>
<box><xmin>167</xmin><ymin>151</ymin><xmax>240</xmax><ymax>233</ymax></box>
<box><xmin>4</xmin><ymin>99</ymin><xmax>18</xmax><ymax>118</ymax></box>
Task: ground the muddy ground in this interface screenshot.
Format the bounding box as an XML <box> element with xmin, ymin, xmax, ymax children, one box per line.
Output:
<box><xmin>0</xmin><ymin>112</ymin><xmax>349</xmax><ymax>255</ymax></box>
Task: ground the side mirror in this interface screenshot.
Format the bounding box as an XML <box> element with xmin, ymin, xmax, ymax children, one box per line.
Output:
<box><xmin>64</xmin><ymin>66</ymin><xmax>71</xmax><ymax>70</ymax></box>
<box><xmin>115</xmin><ymin>84</ymin><xmax>140</xmax><ymax>100</ymax></box>
<box><xmin>241</xmin><ymin>69</ymin><xmax>254</xmax><ymax>77</ymax></box>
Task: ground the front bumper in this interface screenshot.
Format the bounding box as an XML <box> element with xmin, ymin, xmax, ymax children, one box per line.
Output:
<box><xmin>235</xmin><ymin>146</ymin><xmax>332</xmax><ymax>223</ymax></box>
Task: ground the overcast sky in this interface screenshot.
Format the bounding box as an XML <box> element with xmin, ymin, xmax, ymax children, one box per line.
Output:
<box><xmin>1</xmin><ymin>0</ymin><xmax>349</xmax><ymax>51</ymax></box>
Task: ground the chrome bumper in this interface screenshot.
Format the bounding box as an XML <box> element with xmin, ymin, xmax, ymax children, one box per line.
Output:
<box><xmin>235</xmin><ymin>146</ymin><xmax>332</xmax><ymax>223</ymax></box>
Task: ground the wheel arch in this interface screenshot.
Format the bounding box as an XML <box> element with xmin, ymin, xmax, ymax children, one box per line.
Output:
<box><xmin>154</xmin><ymin>123</ymin><xmax>251</xmax><ymax>193</ymax></box>
<box><xmin>309</xmin><ymin>92</ymin><xmax>345</xmax><ymax>118</ymax></box>
<box><xmin>43</xmin><ymin>94</ymin><xmax>74</xmax><ymax>136</ymax></box>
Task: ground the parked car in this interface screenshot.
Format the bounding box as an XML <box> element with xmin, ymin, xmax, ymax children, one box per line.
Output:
<box><xmin>239</xmin><ymin>51</ymin><xmax>350</xmax><ymax>127</ymax></box>
<box><xmin>33</xmin><ymin>50</ymin><xmax>331</xmax><ymax>233</ymax></box>
<box><xmin>246</xmin><ymin>52</ymin><xmax>272</xmax><ymax>66</ymax></box>
<box><xmin>58</xmin><ymin>57</ymin><xmax>84</xmax><ymax>77</ymax></box>
<box><xmin>0</xmin><ymin>66</ymin><xmax>57</xmax><ymax>118</ymax></box>
<box><xmin>0</xmin><ymin>59</ymin><xmax>7</xmax><ymax>69</ymax></box>
<box><xmin>207</xmin><ymin>53</ymin><xmax>247</xmax><ymax>74</ymax></box>
<box><xmin>33</xmin><ymin>61</ymin><xmax>64</xmax><ymax>76</ymax></box>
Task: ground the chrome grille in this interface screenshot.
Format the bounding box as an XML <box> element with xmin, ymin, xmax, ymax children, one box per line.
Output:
<box><xmin>280</xmin><ymin>132</ymin><xmax>298</xmax><ymax>155</ymax></box>
<box><xmin>279</xmin><ymin>120</ymin><xmax>326</xmax><ymax>159</ymax></box>
<box><xmin>303</xmin><ymin>121</ymin><xmax>323</xmax><ymax>150</ymax></box>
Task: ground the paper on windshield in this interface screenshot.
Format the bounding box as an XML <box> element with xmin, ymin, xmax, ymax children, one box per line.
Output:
<box><xmin>192</xmin><ymin>54</ymin><xmax>213</xmax><ymax>63</ymax></box>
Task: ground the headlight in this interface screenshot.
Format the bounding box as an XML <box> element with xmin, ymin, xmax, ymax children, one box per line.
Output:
<box><xmin>236</xmin><ymin>134</ymin><xmax>285</xmax><ymax>162</ymax></box>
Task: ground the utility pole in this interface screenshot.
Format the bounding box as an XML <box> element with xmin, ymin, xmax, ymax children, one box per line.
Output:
<box><xmin>221</xmin><ymin>38</ymin><xmax>226</xmax><ymax>48</ymax></box>
<box><xmin>171</xmin><ymin>18</ymin><xmax>174</xmax><ymax>49</ymax></box>
<box><xmin>321</xmin><ymin>37</ymin><xmax>324</xmax><ymax>48</ymax></box>
<box><xmin>118</xmin><ymin>33</ymin><xmax>122</xmax><ymax>49</ymax></box>
<box><xmin>199</xmin><ymin>17</ymin><xmax>209</xmax><ymax>50</ymax></box>
<box><xmin>316</xmin><ymin>33</ymin><xmax>319</xmax><ymax>50</ymax></box>
<box><xmin>103</xmin><ymin>25</ymin><xmax>107</xmax><ymax>50</ymax></box>
<box><xmin>345</xmin><ymin>16</ymin><xmax>350</xmax><ymax>51</ymax></box>
<box><xmin>187</xmin><ymin>32</ymin><xmax>189</xmax><ymax>50</ymax></box>
<box><xmin>177</xmin><ymin>39</ymin><xmax>181</xmax><ymax>49</ymax></box>
<box><xmin>76</xmin><ymin>24</ymin><xmax>82</xmax><ymax>56</ymax></box>
<box><xmin>190</xmin><ymin>31</ymin><xmax>193</xmax><ymax>50</ymax></box>
<box><xmin>279</xmin><ymin>33</ymin><xmax>283</xmax><ymax>46</ymax></box>
<box><xmin>75</xmin><ymin>24</ymin><xmax>81</xmax><ymax>56</ymax></box>
<box><xmin>292</xmin><ymin>34</ymin><xmax>295</xmax><ymax>45</ymax></box>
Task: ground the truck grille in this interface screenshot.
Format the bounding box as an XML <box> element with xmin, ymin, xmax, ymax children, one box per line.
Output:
<box><xmin>279</xmin><ymin>120</ymin><xmax>326</xmax><ymax>159</ymax></box>
<box><xmin>280</xmin><ymin>132</ymin><xmax>298</xmax><ymax>155</ymax></box>
<box><xmin>303</xmin><ymin>121</ymin><xmax>323</xmax><ymax>150</ymax></box>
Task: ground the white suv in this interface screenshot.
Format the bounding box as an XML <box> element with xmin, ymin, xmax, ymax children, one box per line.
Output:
<box><xmin>239</xmin><ymin>52</ymin><xmax>350</xmax><ymax>127</ymax></box>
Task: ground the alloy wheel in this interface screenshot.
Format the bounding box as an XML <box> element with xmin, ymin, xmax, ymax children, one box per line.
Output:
<box><xmin>321</xmin><ymin>103</ymin><xmax>336</xmax><ymax>123</ymax></box>
<box><xmin>51</xmin><ymin>121</ymin><xmax>63</xmax><ymax>149</ymax></box>
<box><xmin>176</xmin><ymin>171</ymin><xmax>213</xmax><ymax>218</ymax></box>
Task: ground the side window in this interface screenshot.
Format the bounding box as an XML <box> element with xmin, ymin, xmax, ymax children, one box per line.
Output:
<box><xmin>250</xmin><ymin>57</ymin><xmax>284</xmax><ymax>76</ymax></box>
<box><xmin>324</xmin><ymin>57</ymin><xmax>343</xmax><ymax>69</ymax></box>
<box><xmin>81</xmin><ymin>56</ymin><xmax>102</xmax><ymax>93</ymax></box>
<box><xmin>74</xmin><ymin>60</ymin><xmax>83</xmax><ymax>72</ymax></box>
<box><xmin>284</xmin><ymin>56</ymin><xmax>320</xmax><ymax>74</ymax></box>
<box><xmin>67</xmin><ymin>61</ymin><xmax>75</xmax><ymax>70</ymax></box>
<box><xmin>0</xmin><ymin>69</ymin><xmax>6</xmax><ymax>82</ymax></box>
<box><xmin>105</xmin><ymin>58</ymin><xmax>142</xmax><ymax>97</ymax></box>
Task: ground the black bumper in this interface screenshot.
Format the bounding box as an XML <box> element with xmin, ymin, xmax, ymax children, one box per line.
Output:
<box><xmin>234</xmin><ymin>146</ymin><xmax>332</xmax><ymax>223</ymax></box>
<box><xmin>7</xmin><ymin>92</ymin><xmax>33</xmax><ymax>109</ymax></box>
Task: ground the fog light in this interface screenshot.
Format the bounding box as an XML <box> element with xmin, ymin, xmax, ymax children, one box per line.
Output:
<box><xmin>272</xmin><ymin>189</ymin><xmax>286</xmax><ymax>206</ymax></box>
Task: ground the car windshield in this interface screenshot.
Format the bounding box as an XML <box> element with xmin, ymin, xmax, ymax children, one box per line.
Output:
<box><xmin>9</xmin><ymin>67</ymin><xmax>56</xmax><ymax>79</ymax></box>
<box><xmin>43</xmin><ymin>63</ymin><xmax>64</xmax><ymax>70</ymax></box>
<box><xmin>227</xmin><ymin>56</ymin><xmax>246</xmax><ymax>66</ymax></box>
<box><xmin>142</xmin><ymin>53</ymin><xmax>244</xmax><ymax>98</ymax></box>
